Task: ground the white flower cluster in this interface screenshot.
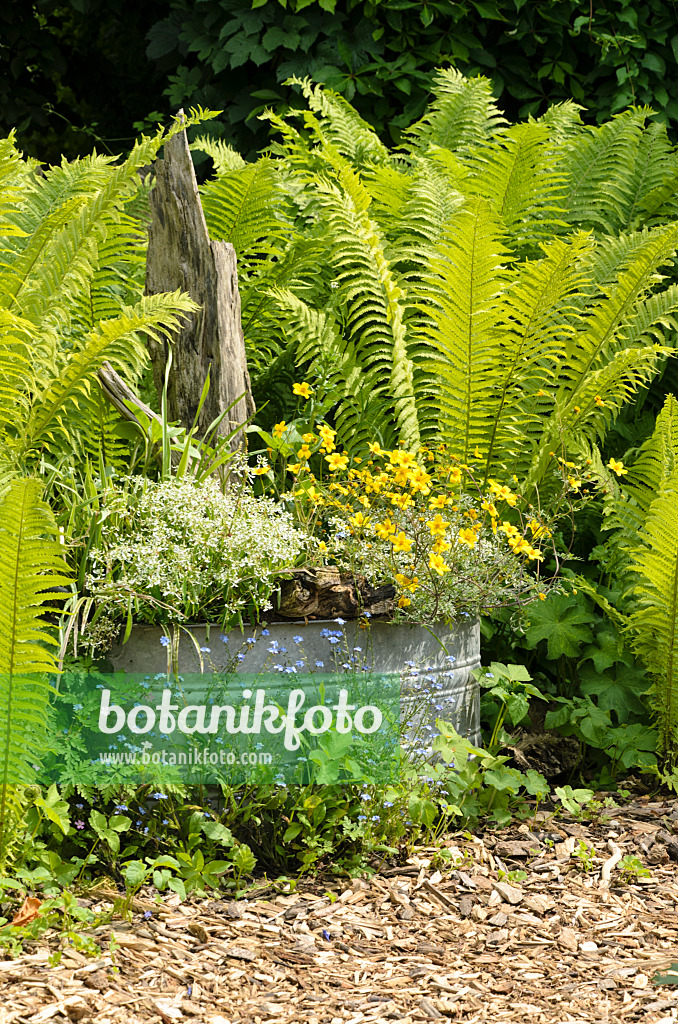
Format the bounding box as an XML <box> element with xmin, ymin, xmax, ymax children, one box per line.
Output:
<box><xmin>86</xmin><ymin>477</ymin><xmax>308</xmax><ymax>627</ymax></box>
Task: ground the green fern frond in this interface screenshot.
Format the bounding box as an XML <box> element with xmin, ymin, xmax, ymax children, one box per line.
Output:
<box><xmin>628</xmin><ymin>472</ymin><xmax>678</xmax><ymax>758</ymax></box>
<box><xmin>559</xmin><ymin>108</ymin><xmax>649</xmax><ymax>232</ymax></box>
<box><xmin>19</xmin><ymin>291</ymin><xmax>197</xmax><ymax>459</ymax></box>
<box><xmin>0</xmin><ymin>478</ymin><xmax>69</xmax><ymax>791</ymax></box>
<box><xmin>469</xmin><ymin>123</ymin><xmax>569</xmax><ymax>246</ymax></box>
<box><xmin>618</xmin><ymin>394</ymin><xmax>678</xmax><ymax>521</ymax></box>
<box><xmin>623</xmin><ymin>121</ymin><xmax>676</xmax><ymax>230</ymax></box>
<box><xmin>533</xmin><ymin>100</ymin><xmax>585</xmax><ymax>142</ymax></box>
<box><xmin>560</xmin><ymin>223</ymin><xmax>678</xmax><ymax>388</ymax></box>
<box><xmin>271</xmin><ymin>288</ymin><xmax>399</xmax><ymax>451</ymax></box>
<box><xmin>201</xmin><ymin>158</ymin><xmax>285</xmax><ymax>259</ymax></box>
<box><xmin>191</xmin><ymin>136</ymin><xmax>246</xmax><ymax>174</ymax></box>
<box><xmin>366</xmin><ymin>159</ymin><xmax>466</xmax><ymax>273</ymax></box>
<box><xmin>313</xmin><ymin>164</ymin><xmax>420</xmax><ymax>446</ymax></box>
<box><xmin>285</xmin><ymin>77</ymin><xmax>390</xmax><ymax>166</ymax></box>
<box><xmin>418</xmin><ymin>198</ymin><xmax>512</xmax><ymax>462</ymax></box>
<box><xmin>405</xmin><ymin>68</ymin><xmax>506</xmax><ymax>154</ymax></box>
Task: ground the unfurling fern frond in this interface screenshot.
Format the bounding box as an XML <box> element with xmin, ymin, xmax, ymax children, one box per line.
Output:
<box><xmin>628</xmin><ymin>472</ymin><xmax>678</xmax><ymax>760</ymax></box>
<box><xmin>405</xmin><ymin>68</ymin><xmax>506</xmax><ymax>154</ymax></box>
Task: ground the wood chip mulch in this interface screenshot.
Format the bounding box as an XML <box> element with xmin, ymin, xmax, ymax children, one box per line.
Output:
<box><xmin>4</xmin><ymin>797</ymin><xmax>678</xmax><ymax>1024</ymax></box>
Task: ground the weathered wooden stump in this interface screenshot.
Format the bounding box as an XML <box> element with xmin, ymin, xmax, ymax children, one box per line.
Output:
<box><xmin>144</xmin><ymin>114</ymin><xmax>254</xmax><ymax>448</ymax></box>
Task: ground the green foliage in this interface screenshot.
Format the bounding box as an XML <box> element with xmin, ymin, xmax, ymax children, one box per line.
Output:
<box><xmin>198</xmin><ymin>77</ymin><xmax>678</xmax><ymax>497</ymax></box>
<box><xmin>475</xmin><ymin>662</ymin><xmax>546</xmax><ymax>754</ymax></box>
<box><xmin>141</xmin><ymin>0</ymin><xmax>678</xmax><ymax>163</ymax></box>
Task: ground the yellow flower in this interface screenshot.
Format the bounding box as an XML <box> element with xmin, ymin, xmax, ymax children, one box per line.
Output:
<box><xmin>302</xmin><ymin>432</ymin><xmax>316</xmax><ymax>444</ymax></box>
<box><xmin>354</xmin><ymin>456</ymin><xmax>362</xmax><ymax>464</ymax></box>
<box><xmin>288</xmin><ymin>463</ymin><xmax>304</xmax><ymax>475</ymax></box>
<box><xmin>568</xmin><ymin>476</ymin><xmax>581</xmax><ymax>490</ymax></box>
<box><xmin>391</xmin><ymin>493</ymin><xmax>414</xmax><ymax>510</ymax></box>
<box><xmin>392</xmin><ymin>531</ymin><xmax>413</xmax><ymax>553</ymax></box>
<box><xmin>608</xmin><ymin>457</ymin><xmax>628</xmax><ymax>477</ymax></box>
<box><xmin>389</xmin><ymin>450</ymin><xmax>416</xmax><ymax>468</ymax></box>
<box><xmin>297</xmin><ymin>444</ymin><xmax>312</xmax><ymax>460</ymax></box>
<box><xmin>458</xmin><ymin>528</ymin><xmax>477</xmax><ymax>549</ymax></box>
<box><xmin>428</xmin><ymin>495</ymin><xmax>448</xmax><ymax>509</ymax></box>
<box><xmin>253</xmin><ymin>465</ymin><xmax>269</xmax><ymax>476</ymax></box>
<box><xmin>536</xmin><ymin>389</ymin><xmax>547</xmax><ymax>397</ymax></box>
<box><xmin>594</xmin><ymin>395</ymin><xmax>605</xmax><ymax>407</ymax></box>
<box><xmin>272</xmin><ymin>421</ymin><xmax>286</xmax><ymax>438</ymax></box>
<box><xmin>538</xmin><ymin>593</ymin><xmax>546</xmax><ymax>601</ymax></box>
<box><xmin>349</xmin><ymin>511</ymin><xmax>369</xmax><ymax>529</ymax></box>
<box><xmin>306</xmin><ymin>486</ymin><xmax>322</xmax><ymax>502</ymax></box>
<box><xmin>427</xmin><ymin>513</ymin><xmax>450</xmax><ymax>537</ymax></box>
<box><xmin>474</xmin><ymin>446</ymin><xmax>481</xmax><ymax>459</ymax></box>
<box><xmin>481</xmin><ymin>500</ymin><xmax>498</xmax><ymax>518</ymax></box>
<box><xmin>448</xmin><ymin>467</ymin><xmax>462</xmax><ymax>485</ymax></box>
<box><xmin>433</xmin><ymin>539</ymin><xmax>451</xmax><ymax>553</ymax></box>
<box><xmin>325</xmin><ymin>452</ymin><xmax>349</xmax><ymax>472</ymax></box>
<box><xmin>292</xmin><ymin>381</ymin><xmax>313</xmax><ymax>399</ymax></box>
<box><xmin>429</xmin><ymin>551</ymin><xmax>451</xmax><ymax>575</ymax></box>
<box><xmin>395</xmin><ymin>573</ymin><xmax>420</xmax><ymax>593</ymax></box>
<box><xmin>318</xmin><ymin>424</ymin><xmax>337</xmax><ymax>453</ymax></box>
<box><xmin>375</xmin><ymin>519</ymin><xmax>397</xmax><ymax>540</ymax></box>
<box><xmin>398</xmin><ymin>596</ymin><xmax>412</xmax><ymax>608</ymax></box>
<box><xmin>368</xmin><ymin>442</ymin><xmax>384</xmax><ymax>456</ymax></box>
<box><xmin>318</xmin><ymin>541</ymin><xmax>328</xmax><ymax>554</ymax></box>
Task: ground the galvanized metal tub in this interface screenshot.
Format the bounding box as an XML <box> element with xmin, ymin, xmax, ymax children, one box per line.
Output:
<box><xmin>107</xmin><ymin>617</ymin><xmax>481</xmax><ymax>752</ymax></box>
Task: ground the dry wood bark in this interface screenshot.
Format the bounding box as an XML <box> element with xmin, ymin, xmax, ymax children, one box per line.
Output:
<box><xmin>145</xmin><ymin>114</ymin><xmax>254</xmax><ymax>448</ymax></box>
<box><xmin>275</xmin><ymin>567</ymin><xmax>395</xmax><ymax>620</ymax></box>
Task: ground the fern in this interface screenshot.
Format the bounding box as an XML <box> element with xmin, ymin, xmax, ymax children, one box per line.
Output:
<box><xmin>0</xmin><ymin>478</ymin><xmax>70</xmax><ymax>869</ymax></box>
<box><xmin>468</xmin><ymin>123</ymin><xmax>569</xmax><ymax>247</ymax></box>
<box><xmin>405</xmin><ymin>68</ymin><xmax>506</xmax><ymax>154</ymax></box>
<box><xmin>285</xmin><ymin>77</ymin><xmax>390</xmax><ymax>167</ymax></box>
<box><xmin>191</xmin><ymin>136</ymin><xmax>246</xmax><ymax>174</ymax></box>
<box><xmin>200</xmin><ymin>158</ymin><xmax>286</xmax><ymax>259</ymax></box>
<box><xmin>417</xmin><ymin>198</ymin><xmax>512</xmax><ymax>463</ymax></box>
<box><xmin>16</xmin><ymin>291</ymin><xmax>197</xmax><ymax>461</ymax></box>
<box><xmin>559</xmin><ymin>108</ymin><xmax>649</xmax><ymax>233</ymax></box>
<box><xmin>312</xmin><ymin>163</ymin><xmax>420</xmax><ymax>446</ymax></box>
<box><xmin>628</xmin><ymin>472</ymin><xmax>678</xmax><ymax>759</ymax></box>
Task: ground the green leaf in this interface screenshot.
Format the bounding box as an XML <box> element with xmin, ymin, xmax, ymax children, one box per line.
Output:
<box><xmin>35</xmin><ymin>785</ymin><xmax>70</xmax><ymax>835</ymax></box>
<box><xmin>166</xmin><ymin>876</ymin><xmax>186</xmax><ymax>901</ymax></box>
<box><xmin>483</xmin><ymin>766</ymin><xmax>524</xmax><ymax>793</ymax></box>
<box><xmin>233</xmin><ymin>844</ymin><xmax>257</xmax><ymax>875</ymax></box>
<box><xmin>579</xmin><ymin>663</ymin><xmax>650</xmax><ymax>722</ymax></box>
<box><xmin>202</xmin><ymin>820</ymin><xmax>234</xmax><ymax>846</ymax></box>
<box><xmin>283</xmin><ymin>823</ymin><xmax>302</xmax><ymax>842</ymax></box>
<box><xmin>124</xmin><ymin>860</ymin><xmax>148</xmax><ymax>887</ymax></box>
<box><xmin>525</xmin><ymin>594</ymin><xmax>594</xmax><ymax>659</ymax></box>
<box><xmin>579</xmin><ymin>631</ymin><xmax>627</xmax><ymax>674</ymax></box>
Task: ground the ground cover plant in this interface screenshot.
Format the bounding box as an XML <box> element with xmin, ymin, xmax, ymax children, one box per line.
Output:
<box><xmin>2</xmin><ymin>72</ymin><xmax>678</xmax><ymax>953</ymax></box>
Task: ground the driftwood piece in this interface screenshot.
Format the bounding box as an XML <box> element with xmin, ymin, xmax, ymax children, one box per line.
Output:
<box><xmin>145</xmin><ymin>114</ymin><xmax>255</xmax><ymax>448</ymax></box>
<box><xmin>275</xmin><ymin>568</ymin><xmax>395</xmax><ymax>620</ymax></box>
<box><xmin>97</xmin><ymin>360</ymin><xmax>161</xmax><ymax>429</ymax></box>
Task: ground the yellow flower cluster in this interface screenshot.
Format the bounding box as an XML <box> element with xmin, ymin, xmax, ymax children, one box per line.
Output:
<box><xmin>283</xmin><ymin>426</ymin><xmax>550</xmax><ymax>609</ymax></box>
